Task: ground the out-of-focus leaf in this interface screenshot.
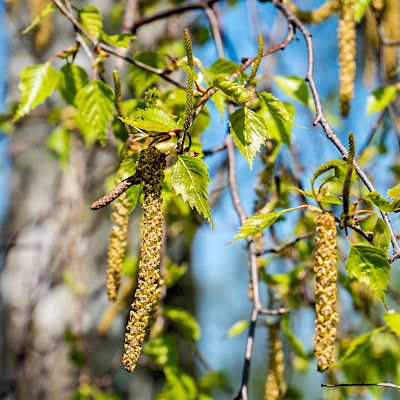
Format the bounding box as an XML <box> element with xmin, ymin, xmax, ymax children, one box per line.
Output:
<box><xmin>156</xmin><ymin>366</ymin><xmax>197</xmax><ymax>400</ymax></box>
<box><xmin>166</xmin><ymin>155</ymin><xmax>212</xmax><ymax>224</ymax></box>
<box><xmin>273</xmin><ymin>75</ymin><xmax>313</xmax><ymax>109</ymax></box>
<box><xmin>78</xmin><ymin>6</ymin><xmax>103</xmax><ymax>40</ymax></box>
<box><xmin>366</xmin><ymin>85</ymin><xmax>399</xmax><ymax>115</ymax></box>
<box><xmin>383</xmin><ymin>312</ymin><xmax>400</xmax><ymax>336</ymax></box>
<box><xmin>229</xmin><ymin>106</ymin><xmax>269</xmax><ymax>168</ymax></box>
<box><xmin>46</xmin><ymin>127</ymin><xmax>70</xmax><ymax>166</ymax></box>
<box><xmin>166</xmin><ymin>261</ymin><xmax>187</xmax><ymax>287</ymax></box>
<box><xmin>259</xmin><ymin>92</ymin><xmax>294</xmax><ymax>125</ymax></box>
<box><xmin>58</xmin><ymin>63</ymin><xmax>89</xmax><ymax>105</ymax></box>
<box><xmin>354</xmin><ymin>0</ymin><xmax>372</xmax><ymax>22</ymax></box>
<box><xmin>198</xmin><ymin>371</ymin><xmax>227</xmax><ymax>393</ymax></box>
<box><xmin>387</xmin><ymin>183</ymin><xmax>400</xmax><ymax>199</ymax></box>
<box><xmin>144</xmin><ymin>335</ymin><xmax>178</xmax><ymax>367</ymax></box>
<box><xmin>335</xmin><ymin>328</ymin><xmax>385</xmax><ymax>367</ymax></box>
<box><xmin>14</xmin><ymin>63</ymin><xmax>60</xmax><ymax>121</ymax></box>
<box><xmin>226</xmin><ymin>320</ymin><xmax>249</xmax><ymax>337</ymax></box>
<box><xmin>75</xmin><ymin>80</ymin><xmax>114</xmax><ymax>145</ymax></box>
<box><xmin>101</xmin><ymin>32</ymin><xmax>135</xmax><ymax>48</ymax></box>
<box><xmin>346</xmin><ymin>244</ymin><xmax>391</xmax><ymax>302</ymax></box>
<box><xmin>22</xmin><ymin>2</ymin><xmax>56</xmax><ymax>35</ymax></box>
<box><xmin>164</xmin><ymin>307</ymin><xmax>200</xmax><ymax>342</ymax></box>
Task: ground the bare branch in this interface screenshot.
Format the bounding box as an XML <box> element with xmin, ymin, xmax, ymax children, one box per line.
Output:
<box><xmin>322</xmin><ymin>382</ymin><xmax>400</xmax><ymax>390</ymax></box>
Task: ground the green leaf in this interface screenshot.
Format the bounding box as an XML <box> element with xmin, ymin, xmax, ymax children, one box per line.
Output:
<box><xmin>335</xmin><ymin>328</ymin><xmax>385</xmax><ymax>367</ymax></box>
<box><xmin>164</xmin><ymin>307</ymin><xmax>201</xmax><ymax>342</ymax></box>
<box><xmin>311</xmin><ymin>159</ymin><xmax>345</xmax><ymax>195</ymax></box>
<box><xmin>213</xmin><ymin>74</ymin><xmax>253</xmax><ymax>106</ymax></box>
<box><xmin>14</xmin><ymin>63</ymin><xmax>60</xmax><ymax>121</ymax></box>
<box><xmin>372</xmin><ymin>218</ymin><xmax>391</xmax><ymax>252</ymax></box>
<box><xmin>143</xmin><ymin>335</ymin><xmax>178</xmax><ymax>367</ymax></box>
<box><xmin>75</xmin><ymin>80</ymin><xmax>114</xmax><ymax>145</ymax></box>
<box><xmin>365</xmin><ymin>191</ymin><xmax>400</xmax><ymax>213</ymax></box>
<box><xmin>198</xmin><ymin>371</ymin><xmax>227</xmax><ymax>393</ymax></box>
<box><xmin>78</xmin><ymin>6</ymin><xmax>103</xmax><ymax>40</ymax></box>
<box><xmin>121</xmin><ymin>108</ymin><xmax>181</xmax><ymax>132</ymax></box>
<box><xmin>166</xmin><ymin>155</ymin><xmax>212</xmax><ymax>224</ymax></box>
<box><xmin>166</xmin><ymin>261</ymin><xmax>187</xmax><ymax>288</ymax></box>
<box><xmin>282</xmin><ymin>316</ymin><xmax>308</xmax><ymax>360</ymax></box>
<box><xmin>101</xmin><ymin>32</ymin><xmax>135</xmax><ymax>48</ymax></box>
<box><xmin>367</xmin><ymin>85</ymin><xmax>399</xmax><ymax>115</ymax></box>
<box><xmin>226</xmin><ymin>320</ymin><xmax>249</xmax><ymax>337</ymax></box>
<box><xmin>46</xmin><ymin>127</ymin><xmax>70</xmax><ymax>166</ymax></box>
<box><xmin>354</xmin><ymin>0</ymin><xmax>373</xmax><ymax>23</ymax></box>
<box><xmin>291</xmin><ymin>188</ymin><xmax>342</xmax><ymax>205</ymax></box>
<box><xmin>22</xmin><ymin>2</ymin><xmax>56</xmax><ymax>35</ymax></box>
<box><xmin>346</xmin><ymin>244</ymin><xmax>391</xmax><ymax>302</ymax></box>
<box><xmin>273</xmin><ymin>75</ymin><xmax>313</xmax><ymax>109</ymax></box>
<box><xmin>387</xmin><ymin>183</ymin><xmax>400</xmax><ymax>199</ymax></box>
<box><xmin>229</xmin><ymin>107</ymin><xmax>269</xmax><ymax>168</ymax></box>
<box><xmin>204</xmin><ymin>58</ymin><xmax>243</xmax><ymax>83</ymax></box>
<box><xmin>383</xmin><ymin>312</ymin><xmax>400</xmax><ymax>336</ymax></box>
<box><xmin>58</xmin><ymin>63</ymin><xmax>89</xmax><ymax>105</ymax></box>
<box><xmin>156</xmin><ymin>367</ymin><xmax>197</xmax><ymax>400</ymax></box>
<box><xmin>234</xmin><ymin>211</ymin><xmax>283</xmax><ymax>241</ymax></box>
<box><xmin>259</xmin><ymin>92</ymin><xmax>294</xmax><ymax>125</ymax></box>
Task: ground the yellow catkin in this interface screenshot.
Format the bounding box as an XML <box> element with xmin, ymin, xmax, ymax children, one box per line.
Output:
<box><xmin>314</xmin><ymin>212</ymin><xmax>339</xmax><ymax>372</ymax></box>
<box><xmin>286</xmin><ymin>0</ymin><xmax>340</xmax><ymax>24</ymax></box>
<box><xmin>28</xmin><ymin>0</ymin><xmax>53</xmax><ymax>51</ymax></box>
<box><xmin>97</xmin><ymin>278</ymin><xmax>136</xmax><ymax>335</ymax></box>
<box><xmin>338</xmin><ymin>0</ymin><xmax>356</xmax><ymax>117</ymax></box>
<box><xmin>264</xmin><ymin>323</ymin><xmax>286</xmax><ymax>400</ymax></box>
<box><xmin>122</xmin><ymin>147</ymin><xmax>166</xmax><ymax>372</ymax></box>
<box><xmin>381</xmin><ymin>0</ymin><xmax>400</xmax><ymax>81</ymax></box>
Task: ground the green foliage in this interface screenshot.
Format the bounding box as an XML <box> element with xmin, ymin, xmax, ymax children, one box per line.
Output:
<box><xmin>259</xmin><ymin>92</ymin><xmax>294</xmax><ymax>125</ymax></box>
<box><xmin>366</xmin><ymin>84</ymin><xmax>399</xmax><ymax>115</ymax></box>
<box><xmin>346</xmin><ymin>244</ymin><xmax>391</xmax><ymax>302</ymax></box>
<box><xmin>101</xmin><ymin>32</ymin><xmax>135</xmax><ymax>48</ymax></box>
<box><xmin>46</xmin><ymin>127</ymin><xmax>70</xmax><ymax>166</ymax></box>
<box><xmin>22</xmin><ymin>2</ymin><xmax>56</xmax><ymax>35</ymax></box>
<box><xmin>164</xmin><ymin>307</ymin><xmax>201</xmax><ymax>342</ymax></box>
<box><xmin>372</xmin><ymin>218</ymin><xmax>391</xmax><ymax>251</ymax></box>
<box><xmin>273</xmin><ymin>75</ymin><xmax>313</xmax><ymax>109</ymax></box>
<box><xmin>335</xmin><ymin>328</ymin><xmax>385</xmax><ymax>367</ymax></box>
<box><xmin>121</xmin><ymin>108</ymin><xmax>181</xmax><ymax>132</ymax></box>
<box><xmin>166</xmin><ymin>155</ymin><xmax>212</xmax><ymax>224</ymax></box>
<box><xmin>144</xmin><ymin>335</ymin><xmax>179</xmax><ymax>367</ymax></box>
<box><xmin>198</xmin><ymin>371</ymin><xmax>227</xmax><ymax>393</ymax></box>
<box><xmin>58</xmin><ymin>63</ymin><xmax>89</xmax><ymax>105</ymax></box>
<box><xmin>234</xmin><ymin>211</ymin><xmax>284</xmax><ymax>240</ymax></box>
<box><xmin>14</xmin><ymin>63</ymin><xmax>60</xmax><ymax>121</ymax></box>
<box><xmin>364</xmin><ymin>191</ymin><xmax>400</xmax><ymax>213</ymax></box>
<box><xmin>383</xmin><ymin>312</ymin><xmax>400</xmax><ymax>336</ymax></box>
<box><xmin>75</xmin><ymin>80</ymin><xmax>114</xmax><ymax>145</ymax></box>
<box><xmin>354</xmin><ymin>0</ymin><xmax>372</xmax><ymax>23</ymax></box>
<box><xmin>156</xmin><ymin>366</ymin><xmax>197</xmax><ymax>400</ymax></box>
<box><xmin>226</xmin><ymin>320</ymin><xmax>249</xmax><ymax>337</ymax></box>
<box><xmin>165</xmin><ymin>261</ymin><xmax>187</xmax><ymax>287</ymax></box>
<box><xmin>78</xmin><ymin>6</ymin><xmax>103</xmax><ymax>40</ymax></box>
<box><xmin>387</xmin><ymin>182</ymin><xmax>400</xmax><ymax>199</ymax></box>
<box><xmin>213</xmin><ymin>75</ymin><xmax>253</xmax><ymax>106</ymax></box>
<box><xmin>228</xmin><ymin>106</ymin><xmax>269</xmax><ymax>168</ymax></box>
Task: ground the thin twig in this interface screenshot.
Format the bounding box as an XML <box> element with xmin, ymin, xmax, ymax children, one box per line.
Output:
<box><xmin>260</xmin><ymin>232</ymin><xmax>312</xmax><ymax>255</ymax></box>
<box><xmin>322</xmin><ymin>382</ymin><xmax>400</xmax><ymax>389</ymax></box>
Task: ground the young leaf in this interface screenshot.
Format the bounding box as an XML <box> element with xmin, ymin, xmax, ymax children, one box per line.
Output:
<box><xmin>387</xmin><ymin>183</ymin><xmax>400</xmax><ymax>199</ymax></box>
<box><xmin>164</xmin><ymin>307</ymin><xmax>200</xmax><ymax>342</ymax></box>
<box><xmin>78</xmin><ymin>6</ymin><xmax>103</xmax><ymax>40</ymax></box>
<box><xmin>14</xmin><ymin>63</ymin><xmax>60</xmax><ymax>121</ymax></box>
<box><xmin>22</xmin><ymin>2</ymin><xmax>56</xmax><ymax>35</ymax></box>
<box><xmin>234</xmin><ymin>211</ymin><xmax>283</xmax><ymax>241</ymax></box>
<box><xmin>166</xmin><ymin>155</ymin><xmax>212</xmax><ymax>224</ymax></box>
<box><xmin>346</xmin><ymin>244</ymin><xmax>391</xmax><ymax>302</ymax></box>
<box><xmin>335</xmin><ymin>328</ymin><xmax>385</xmax><ymax>367</ymax></box>
<box><xmin>198</xmin><ymin>371</ymin><xmax>227</xmax><ymax>393</ymax></box>
<box><xmin>365</xmin><ymin>191</ymin><xmax>400</xmax><ymax>213</ymax></box>
<box><xmin>366</xmin><ymin>85</ymin><xmax>399</xmax><ymax>115</ymax></box>
<box><xmin>273</xmin><ymin>75</ymin><xmax>313</xmax><ymax>109</ymax></box>
<box><xmin>226</xmin><ymin>320</ymin><xmax>249</xmax><ymax>337</ymax></box>
<box><xmin>144</xmin><ymin>335</ymin><xmax>178</xmax><ymax>367</ymax></box>
<box><xmin>311</xmin><ymin>159</ymin><xmax>345</xmax><ymax>197</ymax></box>
<box><xmin>229</xmin><ymin>106</ymin><xmax>269</xmax><ymax>168</ymax></box>
<box><xmin>121</xmin><ymin>108</ymin><xmax>181</xmax><ymax>132</ymax></box>
<box><xmin>354</xmin><ymin>0</ymin><xmax>373</xmax><ymax>23</ymax></box>
<box><xmin>259</xmin><ymin>92</ymin><xmax>294</xmax><ymax>125</ymax></box>
<box><xmin>46</xmin><ymin>127</ymin><xmax>70</xmax><ymax>166</ymax></box>
<box><xmin>101</xmin><ymin>32</ymin><xmax>135</xmax><ymax>48</ymax></box>
<box><xmin>75</xmin><ymin>80</ymin><xmax>114</xmax><ymax>145</ymax></box>
<box><xmin>58</xmin><ymin>63</ymin><xmax>89</xmax><ymax>105</ymax></box>
<box><xmin>157</xmin><ymin>366</ymin><xmax>197</xmax><ymax>400</ymax></box>
<box><xmin>213</xmin><ymin>74</ymin><xmax>253</xmax><ymax>106</ymax></box>
<box><xmin>383</xmin><ymin>312</ymin><xmax>400</xmax><ymax>336</ymax></box>
<box><xmin>372</xmin><ymin>218</ymin><xmax>391</xmax><ymax>251</ymax></box>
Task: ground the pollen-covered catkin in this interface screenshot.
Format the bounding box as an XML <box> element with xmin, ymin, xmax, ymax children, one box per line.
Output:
<box><xmin>314</xmin><ymin>212</ymin><xmax>338</xmax><ymax>372</ymax></box>
<box><xmin>338</xmin><ymin>0</ymin><xmax>356</xmax><ymax>117</ymax></box>
<box><xmin>264</xmin><ymin>323</ymin><xmax>286</xmax><ymax>400</ymax></box>
<box><xmin>286</xmin><ymin>0</ymin><xmax>339</xmax><ymax>24</ymax></box>
<box><xmin>122</xmin><ymin>147</ymin><xmax>166</xmax><ymax>372</ymax></box>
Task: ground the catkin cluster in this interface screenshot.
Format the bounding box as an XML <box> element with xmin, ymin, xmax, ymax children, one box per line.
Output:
<box><xmin>286</xmin><ymin>0</ymin><xmax>339</xmax><ymax>24</ymax></box>
<box><xmin>123</xmin><ymin>147</ymin><xmax>166</xmax><ymax>372</ymax></box>
<box><xmin>338</xmin><ymin>0</ymin><xmax>356</xmax><ymax>117</ymax></box>
<box><xmin>264</xmin><ymin>324</ymin><xmax>286</xmax><ymax>400</ymax></box>
<box><xmin>314</xmin><ymin>212</ymin><xmax>338</xmax><ymax>372</ymax></box>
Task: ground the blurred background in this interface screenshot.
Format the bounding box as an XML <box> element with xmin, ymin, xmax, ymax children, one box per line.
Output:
<box><xmin>0</xmin><ymin>0</ymin><xmax>399</xmax><ymax>399</ymax></box>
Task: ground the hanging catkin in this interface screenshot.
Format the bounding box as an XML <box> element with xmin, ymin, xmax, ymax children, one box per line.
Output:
<box><xmin>286</xmin><ymin>0</ymin><xmax>339</xmax><ymax>24</ymax></box>
<box><xmin>264</xmin><ymin>323</ymin><xmax>286</xmax><ymax>400</ymax></box>
<box><xmin>338</xmin><ymin>0</ymin><xmax>356</xmax><ymax>117</ymax></box>
<box><xmin>314</xmin><ymin>212</ymin><xmax>338</xmax><ymax>372</ymax></box>
<box><xmin>123</xmin><ymin>147</ymin><xmax>166</xmax><ymax>372</ymax></box>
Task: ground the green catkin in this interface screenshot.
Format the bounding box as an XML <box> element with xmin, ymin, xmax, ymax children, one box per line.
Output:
<box><xmin>314</xmin><ymin>212</ymin><xmax>339</xmax><ymax>372</ymax></box>
<box><xmin>183</xmin><ymin>28</ymin><xmax>195</xmax><ymax>139</ymax></box>
<box><xmin>341</xmin><ymin>133</ymin><xmax>355</xmax><ymax>222</ymax></box>
<box><xmin>123</xmin><ymin>147</ymin><xmax>166</xmax><ymax>373</ymax></box>
<box><xmin>264</xmin><ymin>323</ymin><xmax>286</xmax><ymax>400</ymax></box>
<box><xmin>338</xmin><ymin>0</ymin><xmax>356</xmax><ymax>117</ymax></box>
<box><xmin>285</xmin><ymin>0</ymin><xmax>340</xmax><ymax>24</ymax></box>
<box><xmin>248</xmin><ymin>34</ymin><xmax>264</xmax><ymax>82</ymax></box>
